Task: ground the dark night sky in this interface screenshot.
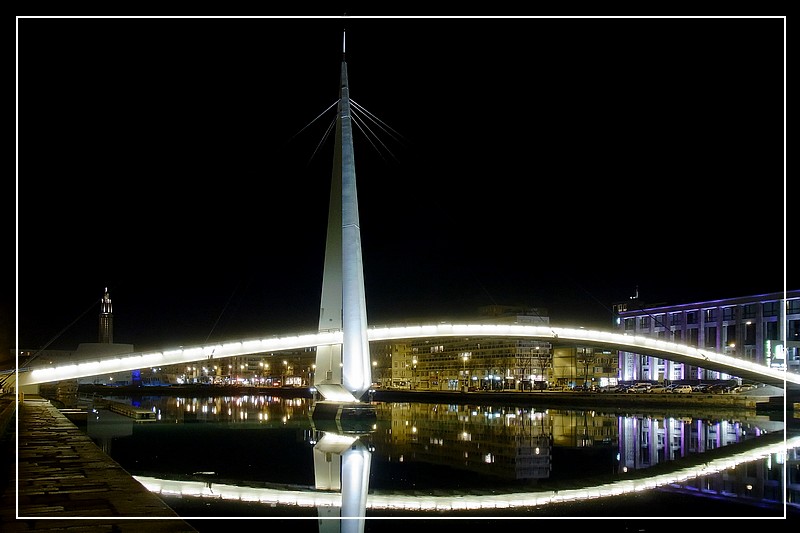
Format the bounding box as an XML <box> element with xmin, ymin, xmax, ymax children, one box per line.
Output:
<box><xmin>13</xmin><ymin>15</ymin><xmax>788</xmax><ymax>356</ymax></box>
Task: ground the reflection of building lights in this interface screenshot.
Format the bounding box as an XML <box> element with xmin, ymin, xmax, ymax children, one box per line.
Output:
<box><xmin>97</xmin><ymin>395</ymin><xmax>795</xmax><ymax>516</ymax></box>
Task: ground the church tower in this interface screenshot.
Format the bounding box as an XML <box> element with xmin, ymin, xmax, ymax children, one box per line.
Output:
<box><xmin>98</xmin><ymin>287</ymin><xmax>113</xmax><ymax>344</ymax></box>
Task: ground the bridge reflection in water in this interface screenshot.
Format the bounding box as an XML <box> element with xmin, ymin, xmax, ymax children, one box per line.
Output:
<box><xmin>81</xmin><ymin>394</ymin><xmax>797</xmax><ymax>525</ymax></box>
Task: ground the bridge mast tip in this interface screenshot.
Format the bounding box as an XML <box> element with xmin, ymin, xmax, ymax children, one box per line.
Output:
<box><xmin>342</xmin><ymin>29</ymin><xmax>346</xmax><ymax>58</ymax></box>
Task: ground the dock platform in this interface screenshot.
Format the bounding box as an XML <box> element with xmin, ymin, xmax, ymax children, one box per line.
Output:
<box><xmin>103</xmin><ymin>400</ymin><xmax>157</xmax><ymax>422</ymax></box>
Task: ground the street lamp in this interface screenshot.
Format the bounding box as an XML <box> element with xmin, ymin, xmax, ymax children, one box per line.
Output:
<box><xmin>577</xmin><ymin>351</ymin><xmax>595</xmax><ymax>390</ymax></box>
<box><xmin>527</xmin><ymin>347</ymin><xmax>537</xmax><ymax>391</ymax></box>
<box><xmin>461</xmin><ymin>353</ymin><xmax>469</xmax><ymax>391</ymax></box>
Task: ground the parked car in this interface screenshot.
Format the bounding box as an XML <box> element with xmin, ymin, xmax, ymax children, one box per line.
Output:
<box><xmin>626</xmin><ymin>383</ymin><xmax>651</xmax><ymax>393</ymax></box>
<box><xmin>600</xmin><ymin>385</ymin><xmax>627</xmax><ymax>393</ymax></box>
<box><xmin>648</xmin><ymin>384</ymin><xmax>669</xmax><ymax>393</ymax></box>
<box><xmin>707</xmin><ymin>384</ymin><xmax>734</xmax><ymax>394</ymax></box>
<box><xmin>671</xmin><ymin>385</ymin><xmax>693</xmax><ymax>394</ymax></box>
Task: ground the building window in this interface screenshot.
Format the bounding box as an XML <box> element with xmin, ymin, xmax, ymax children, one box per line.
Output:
<box><xmin>764</xmin><ymin>321</ymin><xmax>779</xmax><ymax>341</ymax></box>
<box><xmin>639</xmin><ymin>316</ymin><xmax>650</xmax><ymax>329</ymax></box>
<box><xmin>763</xmin><ymin>301</ymin><xmax>779</xmax><ymax>317</ymax></box>
<box><xmin>745</xmin><ymin>322</ymin><xmax>756</xmax><ymax>345</ymax></box>
<box><xmin>788</xmin><ymin>299</ymin><xmax>800</xmax><ymax>315</ymax></box>
<box><xmin>723</xmin><ymin>307</ymin><xmax>736</xmax><ymax>321</ymax></box>
<box><xmin>670</xmin><ymin>313</ymin><xmax>682</xmax><ymax>326</ymax></box>
<box><xmin>624</xmin><ymin>318</ymin><xmax>635</xmax><ymax>330</ymax></box>
<box><xmin>686</xmin><ymin>311</ymin><xmax>697</xmax><ymax>325</ymax></box>
<box><xmin>742</xmin><ymin>304</ymin><xmax>757</xmax><ymax>320</ymax></box>
<box><xmin>704</xmin><ymin>326</ymin><xmax>717</xmax><ymax>348</ymax></box>
<box><xmin>688</xmin><ymin>328</ymin><xmax>699</xmax><ymax>346</ymax></box>
<box><xmin>703</xmin><ymin>308</ymin><xmax>717</xmax><ymax>322</ymax></box>
<box><xmin>789</xmin><ymin>319</ymin><xmax>800</xmax><ymax>341</ymax></box>
<box><xmin>725</xmin><ymin>324</ymin><xmax>737</xmax><ymax>344</ymax></box>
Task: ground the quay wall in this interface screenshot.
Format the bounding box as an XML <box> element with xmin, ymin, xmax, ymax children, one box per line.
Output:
<box><xmin>1</xmin><ymin>394</ymin><xmax>198</xmax><ymax>532</ymax></box>
<box><xmin>72</xmin><ymin>383</ymin><xmax>789</xmax><ymax>411</ymax></box>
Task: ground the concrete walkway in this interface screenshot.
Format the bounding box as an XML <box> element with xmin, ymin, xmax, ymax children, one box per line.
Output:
<box><xmin>1</xmin><ymin>394</ymin><xmax>197</xmax><ymax>532</ymax></box>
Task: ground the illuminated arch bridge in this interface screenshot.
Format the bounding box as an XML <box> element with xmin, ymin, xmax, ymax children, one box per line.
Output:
<box><xmin>20</xmin><ymin>323</ymin><xmax>798</xmax><ymax>390</ymax></box>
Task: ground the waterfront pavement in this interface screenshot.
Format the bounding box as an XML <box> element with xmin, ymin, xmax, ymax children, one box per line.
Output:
<box><xmin>0</xmin><ymin>393</ymin><xmax>198</xmax><ymax>532</ymax></box>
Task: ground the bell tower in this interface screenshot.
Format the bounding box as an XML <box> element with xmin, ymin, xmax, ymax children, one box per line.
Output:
<box><xmin>98</xmin><ymin>287</ymin><xmax>113</xmax><ymax>344</ymax></box>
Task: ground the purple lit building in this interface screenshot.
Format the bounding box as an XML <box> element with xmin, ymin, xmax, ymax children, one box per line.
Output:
<box><xmin>612</xmin><ymin>290</ymin><xmax>800</xmax><ymax>383</ymax></box>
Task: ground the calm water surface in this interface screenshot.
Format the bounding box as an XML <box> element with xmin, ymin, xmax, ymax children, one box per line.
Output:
<box><xmin>80</xmin><ymin>393</ymin><xmax>798</xmax><ymax>529</ymax></box>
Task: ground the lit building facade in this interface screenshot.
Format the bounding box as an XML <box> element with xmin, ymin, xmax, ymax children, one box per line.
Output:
<box><xmin>612</xmin><ymin>290</ymin><xmax>800</xmax><ymax>383</ymax></box>
<box><xmin>370</xmin><ymin>305</ymin><xmax>619</xmax><ymax>391</ymax></box>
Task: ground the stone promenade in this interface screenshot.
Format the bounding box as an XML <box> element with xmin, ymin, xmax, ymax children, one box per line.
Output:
<box><xmin>1</xmin><ymin>394</ymin><xmax>197</xmax><ymax>532</ymax></box>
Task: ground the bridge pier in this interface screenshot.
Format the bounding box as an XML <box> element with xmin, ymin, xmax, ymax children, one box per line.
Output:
<box><xmin>311</xmin><ymin>33</ymin><xmax>375</xmax><ymax>424</ymax></box>
<box><xmin>310</xmin><ymin>400</ymin><xmax>377</xmax><ymax>434</ymax></box>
